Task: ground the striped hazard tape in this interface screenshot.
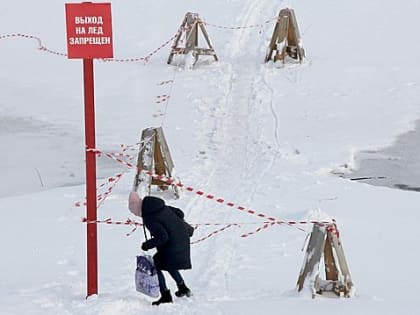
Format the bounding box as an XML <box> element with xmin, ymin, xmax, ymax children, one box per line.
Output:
<box><xmin>79</xmin><ymin>143</ymin><xmax>338</xmax><ymax>238</ymax></box>
<box><xmin>82</xmin><ymin>216</ymin><xmax>337</xmax><ymax>243</ymax></box>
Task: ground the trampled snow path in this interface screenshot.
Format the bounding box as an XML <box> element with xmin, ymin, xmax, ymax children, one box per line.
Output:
<box><xmin>178</xmin><ymin>0</ymin><xmax>306</xmax><ymax>305</ymax></box>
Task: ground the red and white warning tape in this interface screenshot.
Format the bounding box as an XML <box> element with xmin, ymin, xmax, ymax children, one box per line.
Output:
<box><xmin>326</xmin><ymin>221</ymin><xmax>339</xmax><ymax>238</ymax></box>
<box><xmin>190</xmin><ymin>224</ymin><xmax>238</xmax><ymax>244</ymax></box>
<box><xmin>203</xmin><ymin>16</ymin><xmax>277</xmax><ymax>30</ymax></box>
<box><xmin>82</xmin><ymin>217</ymin><xmax>141</xmax><ymax>237</ymax></box>
<box><xmin>75</xmin><ymin>141</ymin><xmax>152</xmax><ymax>208</ymax></box>
<box><xmin>0</xmin><ymin>14</ymin><xmax>281</xmax><ymax>62</ymax></box>
<box><xmin>136</xmin><ymin>171</ymin><xmax>297</xmax><ymax>228</ymax></box>
<box><xmin>97</xmin><ymin>173</ymin><xmax>124</xmax><ymax>207</ymax></box>
<box><xmin>101</xmin><ymin>31</ymin><xmax>180</xmax><ymax>63</ymax></box>
<box><xmin>82</xmin><ymin>216</ymin><xmax>337</xmax><ymax>243</ymax></box>
<box><xmin>82</xmin><ymin>217</ymin><xmax>334</xmax><ymax>230</ymax></box>
<box><xmin>76</xmin><ymin>142</ymin><xmax>339</xmax><ymax>242</ymax></box>
<box><xmin>86</xmin><ymin>148</ymin><xmax>134</xmax><ymax>169</ymax></box>
<box><xmin>0</xmin><ymin>30</ymin><xmax>179</xmax><ymax>63</ymax></box>
<box><xmin>0</xmin><ymin>33</ymin><xmax>67</xmax><ymax>57</ymax></box>
<box><xmin>75</xmin><ymin>172</ymin><xmax>124</xmax><ymax>208</ymax></box>
<box><xmin>81</xmin><ymin>217</ymin><xmax>253</xmax><ymax>243</ymax></box>
<box><xmin>84</xmin><ymin>147</ymin><xmax>335</xmax><ymax>233</ymax></box>
<box><xmin>240</xmin><ymin>222</ymin><xmax>277</xmax><ymax>238</ymax></box>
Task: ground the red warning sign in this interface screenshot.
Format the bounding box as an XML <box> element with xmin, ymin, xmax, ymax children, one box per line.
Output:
<box><xmin>65</xmin><ymin>2</ymin><xmax>113</xmax><ymax>59</ymax></box>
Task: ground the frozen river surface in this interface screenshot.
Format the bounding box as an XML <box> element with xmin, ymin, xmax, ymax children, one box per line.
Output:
<box><xmin>0</xmin><ymin>116</ymin><xmax>123</xmax><ymax>198</ymax></box>
<box><xmin>2</xmin><ymin>116</ymin><xmax>420</xmax><ymax>198</ymax></box>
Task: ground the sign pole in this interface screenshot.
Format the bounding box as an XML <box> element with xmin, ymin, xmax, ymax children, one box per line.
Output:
<box><xmin>65</xmin><ymin>1</ymin><xmax>113</xmax><ymax>298</ymax></box>
<box><xmin>83</xmin><ymin>58</ymin><xmax>98</xmax><ymax>297</ymax></box>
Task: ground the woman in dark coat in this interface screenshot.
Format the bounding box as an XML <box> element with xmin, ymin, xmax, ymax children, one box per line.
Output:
<box><xmin>139</xmin><ymin>195</ymin><xmax>192</xmax><ymax>305</ymax></box>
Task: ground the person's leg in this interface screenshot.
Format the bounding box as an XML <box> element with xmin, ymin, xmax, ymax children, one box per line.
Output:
<box><xmin>167</xmin><ymin>269</ymin><xmax>192</xmax><ymax>297</ymax></box>
<box><xmin>167</xmin><ymin>269</ymin><xmax>184</xmax><ymax>285</ymax></box>
<box><xmin>156</xmin><ymin>269</ymin><xmax>169</xmax><ymax>292</ymax></box>
<box><xmin>152</xmin><ymin>269</ymin><xmax>173</xmax><ymax>306</ymax></box>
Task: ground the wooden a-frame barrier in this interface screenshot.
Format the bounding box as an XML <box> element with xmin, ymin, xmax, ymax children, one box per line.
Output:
<box><xmin>133</xmin><ymin>127</ymin><xmax>180</xmax><ymax>198</ymax></box>
<box><xmin>265</xmin><ymin>8</ymin><xmax>305</xmax><ymax>63</ymax></box>
<box><xmin>168</xmin><ymin>12</ymin><xmax>218</xmax><ymax>66</ymax></box>
<box><xmin>296</xmin><ymin>223</ymin><xmax>354</xmax><ymax>298</ymax></box>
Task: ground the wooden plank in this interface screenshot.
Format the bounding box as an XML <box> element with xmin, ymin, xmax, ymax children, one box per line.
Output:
<box><xmin>264</xmin><ymin>21</ymin><xmax>279</xmax><ymax>62</ymax></box>
<box><xmin>171</xmin><ymin>47</ymin><xmax>186</xmax><ymax>54</ymax></box>
<box><xmin>155</xmin><ymin>127</ymin><xmax>174</xmax><ymax>172</ymax></box>
<box><xmin>265</xmin><ymin>10</ymin><xmax>289</xmax><ymax>62</ymax></box>
<box><xmin>290</xmin><ymin>10</ymin><xmax>300</xmax><ymax>46</ymax></box>
<box><xmin>287</xmin><ymin>9</ymin><xmax>305</xmax><ymax>61</ymax></box>
<box><xmin>133</xmin><ymin>127</ymin><xmax>181</xmax><ymax>198</ymax></box>
<box><xmin>186</xmin><ymin>12</ymin><xmax>198</xmax><ymax>25</ymax></box>
<box><xmin>194</xmin><ymin>48</ymin><xmax>217</xmax><ymax>55</ymax></box>
<box><xmin>324</xmin><ymin>234</ymin><xmax>339</xmax><ymax>281</ymax></box>
<box><xmin>285</xmin><ymin>9</ymin><xmax>301</xmax><ymax>61</ymax></box>
<box><xmin>168</xmin><ymin>15</ymin><xmax>188</xmax><ymax>64</ymax></box>
<box><xmin>171</xmin><ymin>47</ymin><xmax>216</xmax><ymax>60</ymax></box>
<box><xmin>265</xmin><ymin>12</ymin><xmax>289</xmax><ymax>62</ymax></box>
<box><xmin>199</xmin><ymin>23</ymin><xmax>219</xmax><ymax>61</ymax></box>
<box><xmin>185</xmin><ymin>13</ymin><xmax>199</xmax><ymax>51</ymax></box>
<box><xmin>138</xmin><ymin>128</ymin><xmax>155</xmax><ymax>170</ymax></box>
<box><xmin>154</xmin><ymin>131</ymin><xmax>166</xmax><ymax>176</ymax></box>
<box><xmin>168</xmin><ymin>30</ymin><xmax>183</xmax><ymax>64</ymax></box>
<box><xmin>151</xmin><ymin>130</ymin><xmax>167</xmax><ymax>187</ymax></box>
<box><xmin>156</xmin><ymin>127</ymin><xmax>180</xmax><ymax>198</ymax></box>
<box><xmin>265</xmin><ymin>8</ymin><xmax>305</xmax><ymax>63</ymax></box>
<box><xmin>171</xmin><ymin>47</ymin><xmax>217</xmax><ymax>54</ymax></box>
<box><xmin>133</xmin><ymin>128</ymin><xmax>155</xmax><ymax>193</ymax></box>
<box><xmin>297</xmin><ymin>224</ymin><xmax>326</xmax><ymax>291</ymax></box>
<box><xmin>329</xmin><ymin>229</ymin><xmax>354</xmax><ymax>296</ymax></box>
<box><xmin>185</xmin><ymin>22</ymin><xmax>198</xmax><ymax>52</ymax></box>
<box><xmin>286</xmin><ymin>13</ymin><xmax>298</xmax><ymax>47</ymax></box>
<box><xmin>275</xmin><ymin>16</ymin><xmax>289</xmax><ymax>62</ymax></box>
<box><xmin>168</xmin><ymin>12</ymin><xmax>217</xmax><ymax>65</ymax></box>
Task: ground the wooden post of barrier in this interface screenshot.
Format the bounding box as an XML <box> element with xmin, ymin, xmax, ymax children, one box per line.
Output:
<box><xmin>265</xmin><ymin>8</ymin><xmax>305</xmax><ymax>64</ymax></box>
<box><xmin>133</xmin><ymin>127</ymin><xmax>180</xmax><ymax>198</ymax></box>
<box><xmin>168</xmin><ymin>12</ymin><xmax>218</xmax><ymax>66</ymax></box>
<box><xmin>296</xmin><ymin>223</ymin><xmax>354</xmax><ymax>298</ymax></box>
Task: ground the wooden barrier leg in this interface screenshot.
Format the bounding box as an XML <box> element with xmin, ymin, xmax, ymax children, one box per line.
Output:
<box><xmin>297</xmin><ymin>225</ymin><xmax>326</xmax><ymax>292</ymax></box>
<box><xmin>153</xmin><ymin>132</ymin><xmax>168</xmax><ymax>191</ymax></box>
<box><xmin>324</xmin><ymin>234</ymin><xmax>339</xmax><ymax>281</ymax></box>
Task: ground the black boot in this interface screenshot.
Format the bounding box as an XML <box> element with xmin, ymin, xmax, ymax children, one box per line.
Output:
<box><xmin>175</xmin><ymin>283</ymin><xmax>192</xmax><ymax>297</ymax></box>
<box><xmin>152</xmin><ymin>290</ymin><xmax>173</xmax><ymax>306</ymax></box>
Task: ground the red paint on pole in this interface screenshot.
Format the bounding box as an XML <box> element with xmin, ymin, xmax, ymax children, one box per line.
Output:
<box><xmin>83</xmin><ymin>58</ymin><xmax>98</xmax><ymax>297</ymax></box>
<box><xmin>65</xmin><ymin>2</ymin><xmax>114</xmax><ymax>298</ymax></box>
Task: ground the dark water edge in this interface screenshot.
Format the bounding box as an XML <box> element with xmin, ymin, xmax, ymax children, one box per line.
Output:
<box><xmin>333</xmin><ymin>119</ymin><xmax>420</xmax><ymax>192</ymax></box>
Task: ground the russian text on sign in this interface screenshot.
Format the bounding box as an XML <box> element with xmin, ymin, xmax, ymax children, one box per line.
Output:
<box><xmin>89</xmin><ymin>27</ymin><xmax>104</xmax><ymax>35</ymax></box>
<box><xmin>65</xmin><ymin>2</ymin><xmax>113</xmax><ymax>58</ymax></box>
<box><xmin>75</xmin><ymin>16</ymin><xmax>104</xmax><ymax>25</ymax></box>
<box><xmin>69</xmin><ymin>37</ymin><xmax>111</xmax><ymax>45</ymax></box>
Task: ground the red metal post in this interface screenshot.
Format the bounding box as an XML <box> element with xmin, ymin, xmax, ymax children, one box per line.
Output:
<box><xmin>83</xmin><ymin>58</ymin><xmax>98</xmax><ymax>297</ymax></box>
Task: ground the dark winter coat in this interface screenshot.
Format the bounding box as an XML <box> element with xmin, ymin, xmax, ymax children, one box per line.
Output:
<box><xmin>141</xmin><ymin>196</ymin><xmax>192</xmax><ymax>271</ymax></box>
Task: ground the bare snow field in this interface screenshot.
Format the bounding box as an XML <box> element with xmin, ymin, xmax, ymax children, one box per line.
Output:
<box><xmin>1</xmin><ymin>1</ymin><xmax>420</xmax><ymax>314</ymax></box>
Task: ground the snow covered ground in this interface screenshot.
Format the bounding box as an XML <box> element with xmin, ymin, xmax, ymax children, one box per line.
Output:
<box><xmin>1</xmin><ymin>0</ymin><xmax>420</xmax><ymax>314</ymax></box>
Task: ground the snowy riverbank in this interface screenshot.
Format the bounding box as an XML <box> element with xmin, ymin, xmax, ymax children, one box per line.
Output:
<box><xmin>1</xmin><ymin>0</ymin><xmax>420</xmax><ymax>314</ymax></box>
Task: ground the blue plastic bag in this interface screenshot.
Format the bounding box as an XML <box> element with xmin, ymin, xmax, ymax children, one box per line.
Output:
<box><xmin>135</xmin><ymin>254</ymin><xmax>160</xmax><ymax>298</ymax></box>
